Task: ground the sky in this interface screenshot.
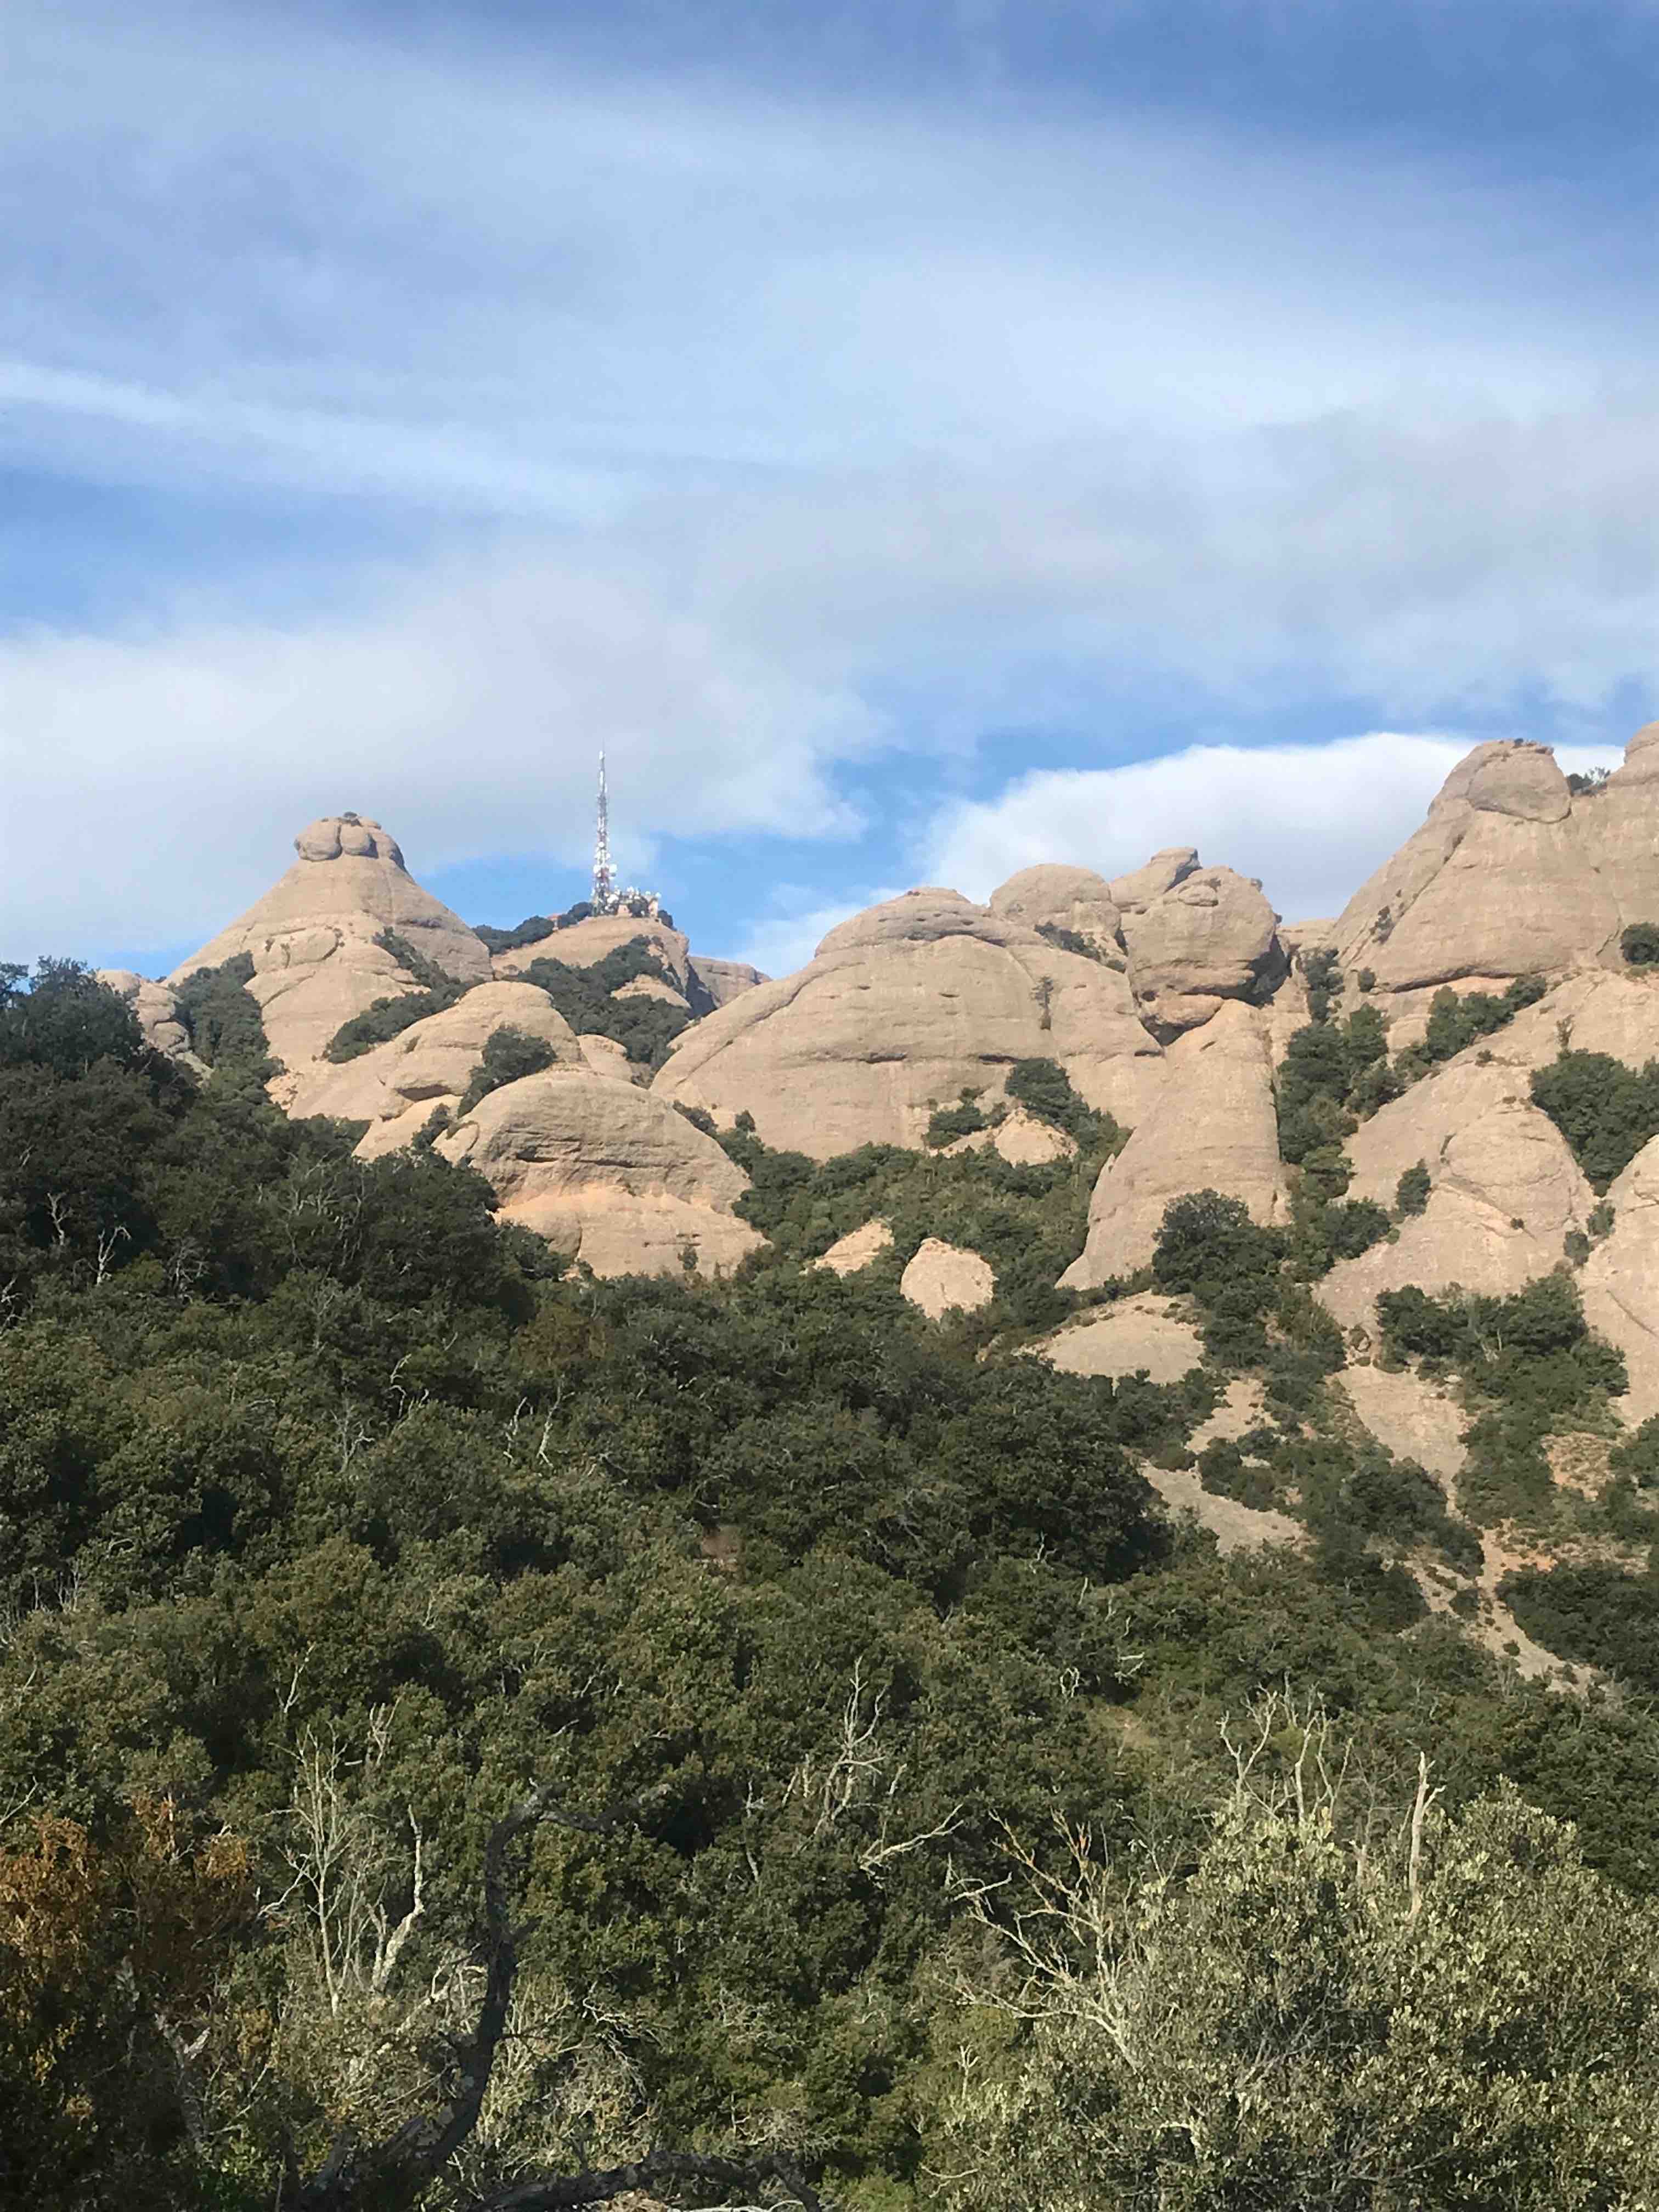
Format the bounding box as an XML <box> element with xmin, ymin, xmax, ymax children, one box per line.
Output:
<box><xmin>3</xmin><ymin>1</ymin><xmax>1657</xmax><ymax>979</ymax></box>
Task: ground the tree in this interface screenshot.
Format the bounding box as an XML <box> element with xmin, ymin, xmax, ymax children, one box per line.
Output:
<box><xmin>935</xmin><ymin>1696</ymin><xmax>1659</xmax><ymax>2211</ymax></box>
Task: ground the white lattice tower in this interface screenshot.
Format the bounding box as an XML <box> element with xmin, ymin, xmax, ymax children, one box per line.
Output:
<box><xmin>592</xmin><ymin>751</ymin><xmax>615</xmax><ymax>910</ymax></box>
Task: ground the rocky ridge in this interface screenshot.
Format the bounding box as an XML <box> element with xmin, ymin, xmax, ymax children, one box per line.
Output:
<box><xmin>109</xmin><ymin>725</ymin><xmax>1659</xmax><ymax>1657</ymax></box>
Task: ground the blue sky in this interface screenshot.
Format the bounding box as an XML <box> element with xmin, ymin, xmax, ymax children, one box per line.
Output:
<box><xmin>3</xmin><ymin>0</ymin><xmax>1655</xmax><ymax>978</ymax></box>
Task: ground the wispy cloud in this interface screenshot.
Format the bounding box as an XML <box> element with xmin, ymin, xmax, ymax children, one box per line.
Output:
<box><xmin>4</xmin><ymin>0</ymin><xmax>1659</xmax><ymax>966</ymax></box>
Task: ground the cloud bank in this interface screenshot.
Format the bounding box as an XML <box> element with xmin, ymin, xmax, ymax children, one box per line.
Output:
<box><xmin>921</xmin><ymin>732</ymin><xmax>1613</xmax><ymax>929</ymax></box>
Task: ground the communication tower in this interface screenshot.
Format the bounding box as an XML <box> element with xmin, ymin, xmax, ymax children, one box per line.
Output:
<box><xmin>587</xmin><ymin>753</ymin><xmax>664</xmax><ymax>922</ymax></box>
<box><xmin>592</xmin><ymin>751</ymin><xmax>616</xmax><ymax>911</ymax></box>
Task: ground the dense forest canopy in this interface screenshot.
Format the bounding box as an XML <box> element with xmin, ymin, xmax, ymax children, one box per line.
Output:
<box><xmin>4</xmin><ymin>960</ymin><xmax>1659</xmax><ymax>2207</ymax></box>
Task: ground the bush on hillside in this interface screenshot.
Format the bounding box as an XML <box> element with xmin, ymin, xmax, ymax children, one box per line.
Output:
<box><xmin>173</xmin><ymin>952</ymin><xmax>268</xmax><ymax>1070</ymax></box>
<box><xmin>456</xmin><ymin>1025</ymin><xmax>561</xmax><ymax>1116</ymax></box>
<box><xmin>1531</xmin><ymin>1049</ymin><xmax>1659</xmax><ymax>1189</ymax></box>
<box><xmin>1622</xmin><ymin>921</ymin><xmax>1659</xmax><ymax>967</ymax></box>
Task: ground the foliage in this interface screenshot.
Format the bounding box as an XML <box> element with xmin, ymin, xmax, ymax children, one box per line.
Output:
<box><xmin>936</xmin><ymin>1701</ymin><xmax>1659</xmax><ymax>2212</ymax></box>
<box><xmin>1421</xmin><ymin>973</ymin><xmax>1547</xmax><ymax>1065</ymax></box>
<box><xmin>1003</xmin><ymin>1057</ymin><xmax>1121</xmax><ymax>1151</ymax></box>
<box><xmin>1568</xmin><ymin>765</ymin><xmax>1611</xmax><ymax>796</ymax></box>
<box><xmin>716</xmin><ymin>1114</ymin><xmax>1121</xmax><ymax>1333</ymax></box>
<box><xmin>925</xmin><ymin>1090</ymin><xmax>991</xmax><ymax>1149</ymax></box>
<box><xmin>1034</xmin><ymin>922</ymin><xmax>1111</xmax><ymax>964</ymax></box>
<box><xmin>172</xmin><ymin>953</ymin><xmax>269</xmax><ymax>1071</ymax></box>
<box><xmin>1530</xmin><ymin>1048</ymin><xmax>1659</xmax><ymax>1189</ymax></box>
<box><xmin>1610</xmin><ymin>1412</ymin><xmax>1659</xmax><ymax>1488</ymax></box>
<box><xmin>471</xmin><ymin>913</ymin><xmax>560</xmax><ymax>954</ymax></box>
<box><xmin>1501</xmin><ymin>1562</ymin><xmax>1659</xmax><ymax>1694</ymax></box>
<box><xmin>17</xmin><ymin>949</ymin><xmax>1659</xmax><ymax>2203</ymax></box>
<box><xmin>1300</xmin><ymin>945</ymin><xmax>1342</xmax><ymax>1023</ymax></box>
<box><xmin>458</xmin><ymin>1025</ymin><xmax>561</xmax><ymax>1117</ymax></box>
<box><xmin>1376</xmin><ymin>1273</ymin><xmax>1627</xmax><ymax>1528</ymax></box>
<box><xmin>323</xmin><ymin>932</ymin><xmax>470</xmax><ymax>1062</ymax></box>
<box><xmin>1395</xmin><ymin>1160</ymin><xmax>1431</xmax><ymax>1215</ymax></box>
<box><xmin>1622</xmin><ymin>920</ymin><xmax>1659</xmax><ymax>966</ymax></box>
<box><xmin>515</xmin><ymin>941</ymin><xmax>692</xmax><ymax>1069</ymax></box>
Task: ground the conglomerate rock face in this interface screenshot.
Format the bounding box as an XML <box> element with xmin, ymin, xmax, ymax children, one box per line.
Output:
<box><xmin>1316</xmin><ymin>734</ymin><xmax>1659</xmax><ymax>1043</ymax></box>
<box><xmin>287</xmin><ymin>981</ymin><xmax>586</xmax><ymax>1158</ymax></box>
<box><xmin>1060</xmin><ymin>1002</ymin><xmax>1289</xmax><ymax>1290</ymax></box>
<box><xmin>96</xmin><ymin>970</ymin><xmax>204</xmax><ymax>1073</ymax></box>
<box><xmin>168</xmin><ymin>814</ymin><xmax>492</xmax><ymax>1099</ymax></box>
<box><xmin>1119</xmin><ymin>865</ymin><xmax>1284</xmax><ymax>1039</ymax></box>
<box><xmin>652</xmin><ymin>889</ymin><xmax>1167</xmax><ymax>1155</ymax></box>
<box><xmin>437</xmin><ymin>1065</ymin><xmax>764</xmax><ymax>1279</ymax></box>
<box><xmin>988</xmin><ymin>864</ymin><xmax>1124</xmax><ymax>963</ymax></box>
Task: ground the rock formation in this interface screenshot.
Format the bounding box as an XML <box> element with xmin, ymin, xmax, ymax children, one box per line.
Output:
<box><xmin>1118</xmin><ymin>866</ymin><xmax>1283</xmax><ymax>1039</ymax></box>
<box><xmin>168</xmin><ymin>815</ymin><xmax>491</xmax><ymax>1099</ymax></box>
<box><xmin>436</xmin><ymin>1066</ymin><xmax>764</xmax><ymax>1279</ymax></box>
<box><xmin>1317</xmin><ymin>734</ymin><xmax>1659</xmax><ymax>1042</ymax></box>
<box><xmin>1060</xmin><ymin>1002</ymin><xmax>1288</xmax><ymax>1289</ymax></box>
<box><xmin>989</xmin><ymin>865</ymin><xmax>1124</xmax><ymax>964</ymax></box>
<box><xmin>97</xmin><ymin>970</ymin><xmax>204</xmax><ymax>1073</ymax></box>
<box><xmin>653</xmin><ymin>888</ymin><xmax>1166</xmax><ymax>1155</ymax></box>
<box><xmin>287</xmin><ymin>981</ymin><xmax>586</xmax><ymax>1158</ymax></box>
<box><xmin>1319</xmin><ymin>969</ymin><xmax>1659</xmax><ymax>1335</ymax></box>
<box><xmin>1042</xmin><ymin>1294</ymin><xmax>1204</xmax><ymax>1384</ymax></box>
<box><xmin>899</xmin><ymin>1237</ymin><xmax>995</xmax><ymax>1318</ymax></box>
<box><xmin>814</xmin><ymin>1220</ymin><xmax>895</xmax><ymax>1276</ymax></box>
<box><xmin>689</xmin><ymin>956</ymin><xmax>769</xmax><ymax>1009</ymax></box>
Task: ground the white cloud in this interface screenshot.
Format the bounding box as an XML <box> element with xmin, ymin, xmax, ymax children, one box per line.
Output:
<box><xmin>0</xmin><ymin>553</ymin><xmax>879</xmax><ymax>955</ymax></box>
<box><xmin>3</xmin><ymin>1</ymin><xmax>1659</xmax><ymax>970</ymax></box>
<box><xmin>920</xmin><ymin>732</ymin><xmax>1615</xmax><ymax>925</ymax></box>
<box><xmin>735</xmin><ymin>885</ymin><xmax>906</xmax><ymax>979</ymax></box>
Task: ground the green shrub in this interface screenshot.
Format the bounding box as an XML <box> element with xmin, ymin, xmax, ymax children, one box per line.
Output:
<box><xmin>517</xmin><ymin>940</ymin><xmax>693</xmax><ymax>1069</ymax></box>
<box><xmin>1421</xmin><ymin>974</ymin><xmax>1546</xmax><ymax>1066</ymax></box>
<box><xmin>323</xmin><ymin>930</ymin><xmax>470</xmax><ymax>1060</ymax></box>
<box><xmin>927</xmin><ymin>1091</ymin><xmax>991</xmax><ymax>1148</ymax></box>
<box><xmin>1035</xmin><ymin>922</ymin><xmax>1111</xmax><ymax>963</ymax></box>
<box><xmin>1610</xmin><ymin>1414</ymin><xmax>1659</xmax><ymax>1489</ymax></box>
<box><xmin>457</xmin><ymin>1025</ymin><xmax>561</xmax><ymax>1117</ymax></box>
<box><xmin>1621</xmin><ymin>922</ymin><xmax>1659</xmax><ymax>967</ymax></box>
<box><xmin>1004</xmin><ymin>1058</ymin><xmax>1121</xmax><ymax>1150</ymax></box>
<box><xmin>1395</xmin><ymin>1162</ymin><xmax>1431</xmax><ymax>1216</ymax></box>
<box><xmin>1301</xmin><ymin>946</ymin><xmax>1342</xmax><ymax>1023</ymax></box>
<box><xmin>1531</xmin><ymin>1049</ymin><xmax>1659</xmax><ymax>1189</ymax></box>
<box><xmin>1502</xmin><ymin>1562</ymin><xmax>1659</xmax><ymax>1691</ymax></box>
<box><xmin>173</xmin><ymin>953</ymin><xmax>269</xmax><ymax>1070</ymax></box>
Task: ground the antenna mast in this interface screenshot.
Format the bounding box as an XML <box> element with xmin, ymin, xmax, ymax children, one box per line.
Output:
<box><xmin>592</xmin><ymin>751</ymin><xmax>615</xmax><ymax>912</ymax></box>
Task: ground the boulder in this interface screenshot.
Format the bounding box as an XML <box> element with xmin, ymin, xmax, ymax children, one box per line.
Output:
<box><xmin>1119</xmin><ymin>865</ymin><xmax>1283</xmax><ymax>1038</ymax></box>
<box><xmin>653</xmin><ymin>888</ymin><xmax>1166</xmax><ymax>1156</ymax></box>
<box><xmin>168</xmin><ymin>815</ymin><xmax>490</xmax><ymax>1100</ymax></box>
<box><xmin>989</xmin><ymin>865</ymin><xmax>1124</xmax><ymax>963</ymax></box>
<box><xmin>1110</xmin><ymin>848</ymin><xmax>1199</xmax><ymax>912</ymax></box>
<box><xmin>577</xmin><ymin>1034</ymin><xmax>639</xmax><ymax>1082</ymax></box>
<box><xmin>814</xmin><ymin>1220</ymin><xmax>895</xmax><ymax>1276</ymax></box>
<box><xmin>1042</xmin><ymin>1294</ymin><xmax>1203</xmax><ymax>1384</ymax></box>
<box><xmin>900</xmin><ymin>1238</ymin><xmax>995</xmax><ymax>1319</ymax></box>
<box><xmin>287</xmin><ymin>981</ymin><xmax>585</xmax><ymax>1158</ymax></box>
<box><xmin>96</xmin><ymin>969</ymin><xmax>204</xmax><ymax>1072</ymax></box>
<box><xmin>689</xmin><ymin>955</ymin><xmax>769</xmax><ymax>1009</ymax></box>
<box><xmin>437</xmin><ymin>1066</ymin><xmax>764</xmax><ymax>1279</ymax></box>
<box><xmin>1060</xmin><ymin>1002</ymin><xmax>1288</xmax><ymax>1289</ymax></box>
